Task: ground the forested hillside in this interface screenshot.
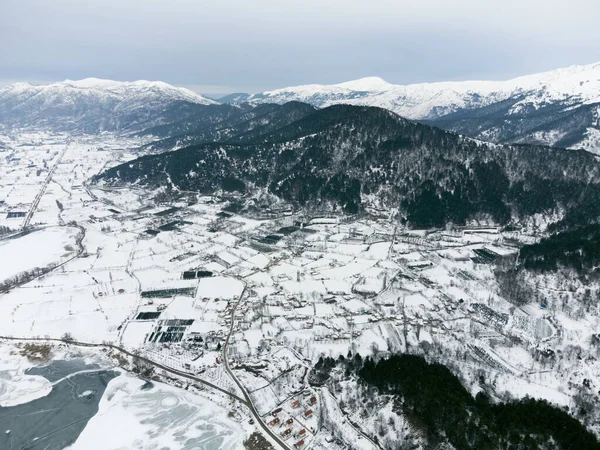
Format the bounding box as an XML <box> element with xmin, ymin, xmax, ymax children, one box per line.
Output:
<box><xmin>518</xmin><ymin>224</ymin><xmax>600</xmax><ymax>272</ymax></box>
<box><xmin>311</xmin><ymin>354</ymin><xmax>600</xmax><ymax>450</ymax></box>
<box><xmin>139</xmin><ymin>101</ymin><xmax>317</xmax><ymax>152</ymax></box>
<box><xmin>359</xmin><ymin>354</ymin><xmax>600</xmax><ymax>450</ymax></box>
<box><xmin>97</xmin><ymin>104</ymin><xmax>600</xmax><ymax>228</ymax></box>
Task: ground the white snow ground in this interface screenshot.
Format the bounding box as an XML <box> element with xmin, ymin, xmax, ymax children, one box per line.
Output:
<box><xmin>1</xmin><ymin>131</ymin><xmax>600</xmax><ymax>449</ymax></box>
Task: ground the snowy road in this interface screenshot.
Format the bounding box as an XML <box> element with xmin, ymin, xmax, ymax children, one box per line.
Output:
<box><xmin>0</xmin><ymin>335</ymin><xmax>248</xmax><ymax>405</ymax></box>
<box><xmin>22</xmin><ymin>139</ymin><xmax>70</xmax><ymax>229</ymax></box>
<box><xmin>222</xmin><ymin>284</ymin><xmax>293</xmax><ymax>450</ymax></box>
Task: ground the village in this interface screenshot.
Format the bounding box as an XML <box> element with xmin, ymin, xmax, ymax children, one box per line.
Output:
<box><xmin>1</xmin><ymin>132</ymin><xmax>599</xmax><ymax>449</ymax></box>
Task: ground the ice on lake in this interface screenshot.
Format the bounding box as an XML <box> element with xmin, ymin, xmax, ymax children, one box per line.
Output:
<box><xmin>0</xmin><ymin>356</ymin><xmax>245</xmax><ymax>450</ymax></box>
<box><xmin>0</xmin><ymin>359</ymin><xmax>118</xmax><ymax>450</ymax></box>
<box><xmin>68</xmin><ymin>371</ymin><xmax>245</xmax><ymax>450</ymax></box>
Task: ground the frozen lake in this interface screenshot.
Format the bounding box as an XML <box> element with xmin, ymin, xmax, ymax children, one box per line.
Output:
<box><xmin>69</xmin><ymin>374</ymin><xmax>246</xmax><ymax>450</ymax></box>
<box><xmin>0</xmin><ymin>357</ymin><xmax>245</xmax><ymax>450</ymax></box>
<box><xmin>0</xmin><ymin>359</ymin><xmax>119</xmax><ymax>450</ymax></box>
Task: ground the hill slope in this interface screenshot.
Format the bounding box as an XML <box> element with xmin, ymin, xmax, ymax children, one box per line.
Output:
<box><xmin>138</xmin><ymin>101</ymin><xmax>318</xmax><ymax>152</ymax></box>
<box><xmin>96</xmin><ymin>104</ymin><xmax>600</xmax><ymax>228</ymax></box>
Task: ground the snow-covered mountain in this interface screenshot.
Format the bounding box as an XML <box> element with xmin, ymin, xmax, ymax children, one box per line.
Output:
<box><xmin>233</xmin><ymin>62</ymin><xmax>600</xmax><ymax>153</ymax></box>
<box><xmin>0</xmin><ymin>78</ymin><xmax>218</xmax><ymax>133</ymax></box>
<box><xmin>4</xmin><ymin>64</ymin><xmax>600</xmax><ymax>151</ymax></box>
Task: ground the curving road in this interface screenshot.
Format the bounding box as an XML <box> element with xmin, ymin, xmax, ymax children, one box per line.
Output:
<box><xmin>1</xmin><ymin>319</ymin><xmax>292</xmax><ymax>449</ymax></box>
<box><xmin>0</xmin><ymin>335</ymin><xmax>247</xmax><ymax>405</ymax></box>
<box><xmin>221</xmin><ymin>285</ymin><xmax>292</xmax><ymax>450</ymax></box>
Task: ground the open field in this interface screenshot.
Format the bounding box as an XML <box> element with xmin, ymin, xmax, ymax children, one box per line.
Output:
<box><xmin>1</xmin><ymin>132</ymin><xmax>599</xmax><ymax>449</ymax></box>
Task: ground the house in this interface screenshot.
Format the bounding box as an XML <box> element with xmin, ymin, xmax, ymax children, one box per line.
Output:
<box><xmin>272</xmin><ymin>407</ymin><xmax>282</xmax><ymax>416</ymax></box>
<box><xmin>269</xmin><ymin>417</ymin><xmax>280</xmax><ymax>426</ymax></box>
<box><xmin>281</xmin><ymin>428</ymin><xmax>292</xmax><ymax>436</ymax></box>
<box><xmin>294</xmin><ymin>439</ymin><xmax>305</xmax><ymax>448</ymax></box>
<box><xmin>286</xmin><ymin>418</ymin><xmax>294</xmax><ymax>425</ymax></box>
<box><xmin>309</xmin><ymin>396</ymin><xmax>317</xmax><ymax>405</ymax></box>
<box><xmin>292</xmin><ymin>399</ymin><xmax>300</xmax><ymax>408</ymax></box>
<box><xmin>296</xmin><ymin>429</ymin><xmax>306</xmax><ymax>438</ymax></box>
<box><xmin>304</xmin><ymin>409</ymin><xmax>313</xmax><ymax>418</ymax></box>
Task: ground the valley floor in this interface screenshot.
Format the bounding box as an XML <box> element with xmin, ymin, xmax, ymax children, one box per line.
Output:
<box><xmin>0</xmin><ymin>131</ymin><xmax>599</xmax><ymax>449</ymax></box>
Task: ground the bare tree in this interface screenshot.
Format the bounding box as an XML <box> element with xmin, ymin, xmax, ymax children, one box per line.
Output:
<box><xmin>61</xmin><ymin>332</ymin><xmax>75</xmax><ymax>342</ymax></box>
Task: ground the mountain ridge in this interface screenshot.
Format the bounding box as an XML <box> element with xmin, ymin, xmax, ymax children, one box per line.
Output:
<box><xmin>96</xmin><ymin>104</ymin><xmax>600</xmax><ymax>229</ymax></box>
<box><xmin>0</xmin><ymin>78</ymin><xmax>218</xmax><ymax>133</ymax></box>
<box><xmin>225</xmin><ymin>62</ymin><xmax>600</xmax><ymax>153</ymax></box>
<box><xmin>237</xmin><ymin>62</ymin><xmax>600</xmax><ymax>118</ymax></box>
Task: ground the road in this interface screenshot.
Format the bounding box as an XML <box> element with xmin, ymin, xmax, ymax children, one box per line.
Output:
<box><xmin>221</xmin><ymin>284</ymin><xmax>293</xmax><ymax>450</ymax></box>
<box><xmin>321</xmin><ymin>387</ymin><xmax>382</xmax><ymax>450</ymax></box>
<box><xmin>0</xmin><ymin>335</ymin><xmax>247</xmax><ymax>405</ymax></box>
<box><xmin>22</xmin><ymin>139</ymin><xmax>70</xmax><ymax>230</ymax></box>
<box><xmin>1</xmin><ymin>299</ymin><xmax>293</xmax><ymax>450</ymax></box>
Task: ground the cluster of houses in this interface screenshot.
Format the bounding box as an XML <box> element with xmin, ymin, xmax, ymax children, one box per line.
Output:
<box><xmin>267</xmin><ymin>394</ymin><xmax>318</xmax><ymax>448</ymax></box>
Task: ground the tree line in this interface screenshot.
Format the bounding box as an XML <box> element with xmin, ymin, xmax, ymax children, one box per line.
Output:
<box><xmin>311</xmin><ymin>353</ymin><xmax>600</xmax><ymax>450</ymax></box>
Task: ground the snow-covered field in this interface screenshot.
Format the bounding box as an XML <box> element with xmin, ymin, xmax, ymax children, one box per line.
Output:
<box><xmin>0</xmin><ymin>226</ymin><xmax>80</xmax><ymax>283</ymax></box>
<box><xmin>1</xmin><ymin>131</ymin><xmax>600</xmax><ymax>449</ymax></box>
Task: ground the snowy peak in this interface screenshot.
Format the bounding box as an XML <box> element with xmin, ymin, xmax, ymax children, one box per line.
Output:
<box><xmin>242</xmin><ymin>61</ymin><xmax>600</xmax><ymax>119</ymax></box>
<box><xmin>507</xmin><ymin>61</ymin><xmax>600</xmax><ymax>87</ymax></box>
<box><xmin>335</xmin><ymin>76</ymin><xmax>393</xmax><ymax>92</ymax></box>
<box><xmin>234</xmin><ymin>61</ymin><xmax>600</xmax><ymax>153</ymax></box>
<box><xmin>63</xmin><ymin>77</ymin><xmax>119</xmax><ymax>88</ymax></box>
<box><xmin>2</xmin><ymin>78</ymin><xmax>217</xmax><ymax>106</ymax></box>
<box><xmin>0</xmin><ymin>78</ymin><xmax>219</xmax><ymax>133</ymax></box>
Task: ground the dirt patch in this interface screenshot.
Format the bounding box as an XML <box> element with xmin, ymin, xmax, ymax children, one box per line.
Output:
<box><xmin>20</xmin><ymin>343</ymin><xmax>52</xmax><ymax>362</ymax></box>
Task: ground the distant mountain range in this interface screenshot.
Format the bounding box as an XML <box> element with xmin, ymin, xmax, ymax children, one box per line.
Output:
<box><xmin>3</xmin><ymin>71</ymin><xmax>600</xmax><ymax>228</ymax></box>
<box><xmin>0</xmin><ymin>78</ymin><xmax>216</xmax><ymax>133</ymax></box>
<box><xmin>223</xmin><ymin>62</ymin><xmax>600</xmax><ymax>154</ymax></box>
<box><xmin>2</xmin><ymin>62</ymin><xmax>600</xmax><ymax>153</ymax></box>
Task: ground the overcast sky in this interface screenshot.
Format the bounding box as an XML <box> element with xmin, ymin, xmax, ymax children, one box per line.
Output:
<box><xmin>1</xmin><ymin>0</ymin><xmax>599</xmax><ymax>95</ymax></box>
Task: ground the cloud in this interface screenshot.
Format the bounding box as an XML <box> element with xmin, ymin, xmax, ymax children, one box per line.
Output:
<box><xmin>1</xmin><ymin>0</ymin><xmax>599</xmax><ymax>93</ymax></box>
